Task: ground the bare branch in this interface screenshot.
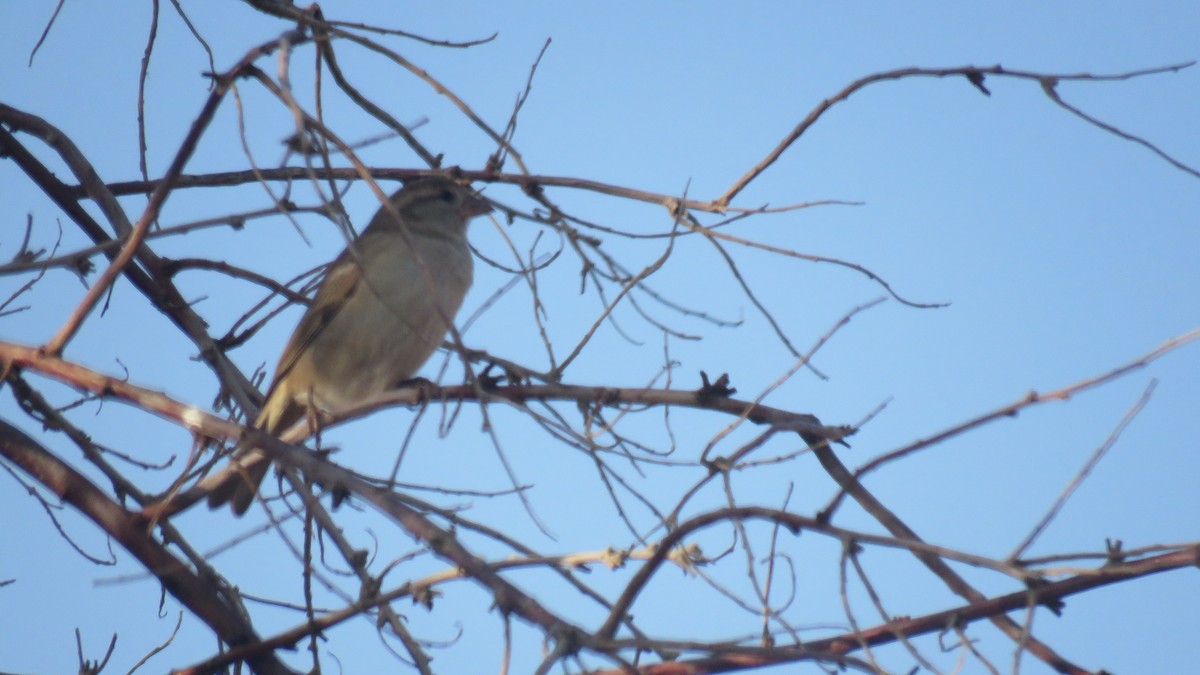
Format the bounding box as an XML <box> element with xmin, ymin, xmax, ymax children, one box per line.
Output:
<box><xmin>0</xmin><ymin>420</ymin><xmax>296</xmax><ymax>675</ymax></box>
<box><xmin>717</xmin><ymin>61</ymin><xmax>1196</xmax><ymax>205</ymax></box>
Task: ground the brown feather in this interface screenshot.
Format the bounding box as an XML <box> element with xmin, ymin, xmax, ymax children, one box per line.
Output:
<box><xmin>200</xmin><ymin>177</ymin><xmax>490</xmax><ymax>515</ymax></box>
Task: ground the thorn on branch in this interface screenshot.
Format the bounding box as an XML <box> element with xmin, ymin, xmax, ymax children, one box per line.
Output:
<box><xmin>478</xmin><ymin>366</ymin><xmax>503</xmax><ymax>390</ymax></box>
<box><xmin>667</xmin><ymin>543</ymin><xmax>704</xmax><ymax>576</ymax></box>
<box><xmin>945</xmin><ymin>611</ymin><xmax>968</xmax><ymax>632</ymax></box>
<box><xmin>75</xmin><ymin>627</ymin><xmax>117</xmax><ymax>675</ymax></box>
<box><xmin>702</xmin><ymin>455</ymin><xmax>732</xmax><ymax>475</ymax></box>
<box><xmin>69</xmin><ymin>254</ymin><xmax>95</xmax><ymax>278</ymax></box>
<box><xmin>329</xmin><ymin>480</ymin><xmax>351</xmax><ymax>511</ymax></box>
<box><xmin>1024</xmin><ymin>577</ymin><xmax>1066</xmax><ymax>616</ymax></box>
<box><xmin>1104</xmin><ymin>538</ymin><xmax>1126</xmax><ymax>566</ymax></box>
<box><xmin>490</xmin><ymin>588</ymin><xmax>516</xmax><ymax>617</ymax></box>
<box><xmin>780</xmin><ymin>518</ymin><xmax>803</xmax><ymax>536</ymax></box>
<box><xmin>665</xmin><ymin>198</ymin><xmax>688</xmax><ymax>219</ymax></box>
<box><xmin>843</xmin><ymin>538</ymin><xmax>864</xmax><ymax>556</ymax></box>
<box><xmin>479</xmin><ymin>362</ymin><xmax>520</xmax><ymax>389</ymax></box>
<box><xmin>696</xmin><ymin>371</ymin><xmax>736</xmax><ymax>400</ymax></box>
<box><xmin>519</xmin><ymin>177</ymin><xmax>544</xmax><ymax>199</ymax></box>
<box><xmin>965</xmin><ymin>70</ymin><xmax>991</xmax><ymax>96</ymax></box>
<box><xmin>601</xmin><ymin>546</ymin><xmax>629</xmax><ymax>570</ymax></box>
<box><xmin>411</xmin><ymin>585</ymin><xmax>440</xmax><ymax>610</ymax></box>
<box><xmin>282</xmin><ymin>131</ymin><xmax>314</xmax><ymax>155</ymax></box>
<box><xmin>16</xmin><ymin>247</ymin><xmax>47</xmax><ymax>264</ymax></box>
<box><xmin>484</xmin><ymin>151</ymin><xmax>502</xmax><ymax>174</ymax></box>
<box><xmin>548</xmin><ymin>623</ymin><xmax>583</xmax><ymax>658</ymax></box>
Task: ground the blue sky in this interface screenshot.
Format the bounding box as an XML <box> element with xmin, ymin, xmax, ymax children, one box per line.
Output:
<box><xmin>2</xmin><ymin>2</ymin><xmax>1198</xmax><ymax>674</ymax></box>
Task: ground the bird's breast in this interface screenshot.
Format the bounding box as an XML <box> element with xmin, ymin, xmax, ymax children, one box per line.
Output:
<box><xmin>305</xmin><ymin>233</ymin><xmax>473</xmax><ymax>407</ymax></box>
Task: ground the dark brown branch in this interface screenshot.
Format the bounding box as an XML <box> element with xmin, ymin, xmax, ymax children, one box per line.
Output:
<box><xmin>0</xmin><ymin>341</ymin><xmax>594</xmax><ymax>656</ymax></box>
<box><xmin>311</xmin><ymin>21</ymin><xmax>440</xmax><ymax>168</ymax></box>
<box><xmin>0</xmin><ymin>106</ymin><xmax>260</xmax><ymax>416</ymax></box>
<box><xmin>77</xmin><ymin>167</ymin><xmax>837</xmax><ymax>216</ymax></box>
<box><xmin>242</xmin><ymin>0</ymin><xmax>529</xmax><ymax>174</ymax></box>
<box><xmin>0</xmin><ymin>340</ymin><xmax>847</xmax><ymax>664</ymax></box>
<box><xmin>4</xmin><ymin>337</ymin><xmax>1197</xmax><ymax>672</ymax></box>
<box><xmin>584</xmin><ymin>544</ymin><xmax>1200</xmax><ymax>674</ymax></box>
<box><xmin>163</xmin><ymin>258</ymin><xmax>311</xmax><ymax>305</ymax></box>
<box><xmin>0</xmin><ymin>338</ymin><xmax>850</xmax><ymax>462</ymax></box>
<box><xmin>35</xmin><ymin>28</ymin><xmax>316</xmax><ymax>356</ymax></box>
<box><xmin>0</xmin><ymin>420</ymin><xmax>295</xmax><ymax>675</ymax></box>
<box><xmin>716</xmin><ymin>61</ymin><xmax>1196</xmax><ymax>206</ymax></box>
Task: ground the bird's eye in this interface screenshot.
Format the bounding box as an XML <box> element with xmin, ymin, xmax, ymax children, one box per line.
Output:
<box><xmin>439</xmin><ymin>189</ymin><xmax>456</xmax><ymax>203</ymax></box>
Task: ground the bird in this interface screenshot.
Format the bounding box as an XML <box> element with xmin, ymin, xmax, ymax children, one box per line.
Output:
<box><xmin>202</xmin><ymin>176</ymin><xmax>492</xmax><ymax>515</ymax></box>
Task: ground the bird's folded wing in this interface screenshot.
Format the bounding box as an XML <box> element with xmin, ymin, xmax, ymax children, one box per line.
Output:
<box><xmin>266</xmin><ymin>249</ymin><xmax>363</xmax><ymax>399</ymax></box>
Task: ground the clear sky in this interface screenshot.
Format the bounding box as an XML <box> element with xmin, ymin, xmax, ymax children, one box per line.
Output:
<box><xmin>1</xmin><ymin>2</ymin><xmax>1198</xmax><ymax>674</ymax></box>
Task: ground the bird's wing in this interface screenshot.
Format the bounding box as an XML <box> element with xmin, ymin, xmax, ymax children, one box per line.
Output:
<box><xmin>264</xmin><ymin>245</ymin><xmax>364</xmax><ymax>403</ymax></box>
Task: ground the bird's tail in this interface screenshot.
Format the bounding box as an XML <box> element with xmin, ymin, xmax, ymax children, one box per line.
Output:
<box><xmin>201</xmin><ymin>392</ymin><xmax>303</xmax><ymax>515</ymax></box>
<box><xmin>199</xmin><ymin>446</ymin><xmax>272</xmax><ymax>516</ymax></box>
<box><xmin>141</xmin><ymin>395</ymin><xmax>300</xmax><ymax>519</ymax></box>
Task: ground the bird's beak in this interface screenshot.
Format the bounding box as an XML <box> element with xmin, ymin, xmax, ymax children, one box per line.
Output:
<box><xmin>461</xmin><ymin>192</ymin><xmax>493</xmax><ymax>219</ymax></box>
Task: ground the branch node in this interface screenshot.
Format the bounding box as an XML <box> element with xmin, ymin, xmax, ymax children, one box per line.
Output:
<box><xmin>1103</xmin><ymin>538</ymin><xmax>1126</xmax><ymax>566</ymax></box>
<box><xmin>1024</xmin><ymin>577</ymin><xmax>1065</xmax><ymax>616</ymax></box>
<box><xmin>696</xmin><ymin>371</ymin><xmax>736</xmax><ymax>400</ymax></box>
<box><xmin>965</xmin><ymin>70</ymin><xmax>991</xmax><ymax>96</ymax></box>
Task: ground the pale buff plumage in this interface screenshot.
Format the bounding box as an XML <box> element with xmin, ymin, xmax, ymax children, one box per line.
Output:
<box><xmin>202</xmin><ymin>177</ymin><xmax>491</xmax><ymax>514</ymax></box>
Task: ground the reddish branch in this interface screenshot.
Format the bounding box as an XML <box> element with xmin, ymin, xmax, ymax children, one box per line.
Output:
<box><xmin>0</xmin><ymin>339</ymin><xmax>844</xmax><ymax>668</ymax></box>
<box><xmin>4</xmin><ymin>25</ymin><xmax>1196</xmax><ymax>672</ymax></box>
<box><xmin>0</xmin><ymin>341</ymin><xmax>607</xmax><ymax>662</ymax></box>
<box><xmin>0</xmin><ymin>340</ymin><xmax>850</xmax><ymax>463</ymax></box>
<box><xmin>8</xmin><ymin>372</ymin><xmax>1189</xmax><ymax>675</ymax></box>
<box><xmin>8</xmin><ymin>337</ymin><xmax>1197</xmax><ymax>673</ymax></box>
<box><xmin>81</xmin><ymin>165</ymin><xmax>831</xmax><ymax>215</ymax></box>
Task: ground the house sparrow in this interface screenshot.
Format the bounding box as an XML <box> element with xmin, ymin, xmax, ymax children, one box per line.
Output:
<box><xmin>203</xmin><ymin>176</ymin><xmax>491</xmax><ymax>515</ymax></box>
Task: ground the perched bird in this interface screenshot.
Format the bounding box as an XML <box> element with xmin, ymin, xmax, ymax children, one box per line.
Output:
<box><xmin>203</xmin><ymin>176</ymin><xmax>491</xmax><ymax>515</ymax></box>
